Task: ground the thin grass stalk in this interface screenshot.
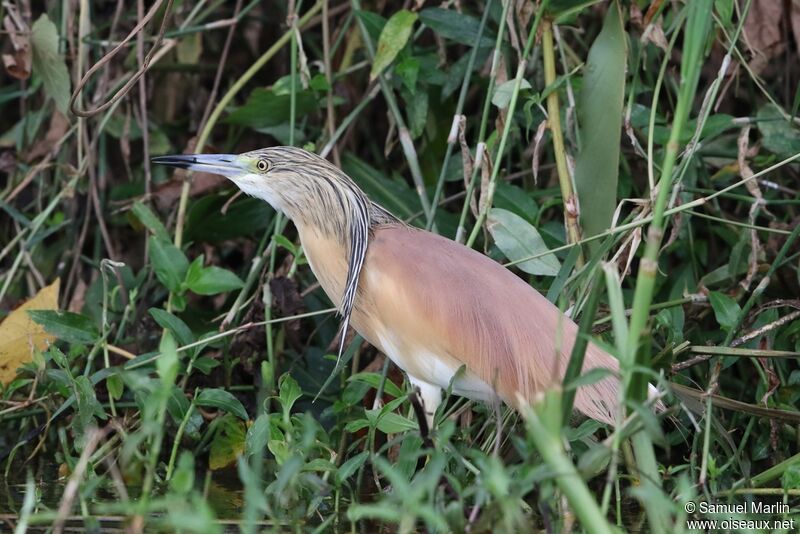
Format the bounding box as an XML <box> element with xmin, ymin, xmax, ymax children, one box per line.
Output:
<box><xmin>520</xmin><ymin>401</ymin><xmax>615</xmax><ymax>534</ymax></box>
<box><xmin>455</xmin><ymin>0</ymin><xmax>515</xmax><ymax>243</ymax></box>
<box><xmin>0</xmin><ymin>172</ymin><xmax>80</xmax><ymax>301</ymax></box>
<box><xmin>321</xmin><ymin>0</ymin><xmax>340</xmax><ymax>166</ymax></box>
<box><xmin>164</xmin><ymin>400</ymin><xmax>196</xmax><ymax>480</ymax></box>
<box><xmin>644</xmin><ymin>16</ymin><xmax>681</xmax><ymax>191</ymax></box>
<box><xmin>425</xmin><ymin>0</ymin><xmax>493</xmax><ymax>231</ymax></box>
<box><xmin>560</xmin><ymin>271</ymin><xmax>602</xmax><ymax>425</ymax></box>
<box><xmin>164</xmin><ymin>0</ymin><xmax>322</xmax><ymax>316</ymax></box>
<box><xmin>320</xmin><ymin>84</ymin><xmax>379</xmax><ymax>158</ymax></box>
<box><xmin>665</xmin><ymin>1</ymin><xmax>750</xmax><ymax>211</ymax></box>
<box><xmin>350</xmin><ymin>0</ymin><xmax>432</xmax><ymax>222</ymax></box>
<box><xmin>541</xmin><ymin>18</ymin><xmax>583</xmax><ymax>265</ymax></box>
<box><xmin>262</xmin><ymin>0</ymin><xmax>302</xmax><ymax>392</ymax></box>
<box><xmin>622</xmin><ymin>2</ymin><xmax>712</xmax><ymax>532</ymax></box>
<box><xmin>698</xmin><ymin>215</ymin><xmax>800</xmax><ymax>485</ymax></box>
<box><xmin>221</xmin><ymin>220</ymin><xmax>277</xmax><ymax>329</ymax></box>
<box><xmin>501</xmin><ymin>148</ymin><xmax>800</xmax><ymax>267</ymax></box>
<box><xmin>172</xmin><ymin>0</ymin><xmax>324</xmax><ymax>250</ymax></box>
<box><xmin>742</xmin><ymin>451</ymin><xmax>800</xmax><ymax>489</ymax></box>
<box><xmin>626</xmin><ymin>0</ymin><xmax>711</xmax><ymax>399</ymax></box>
<box><xmin>466</xmin><ymin>0</ymin><xmax>549</xmax><ymax>247</ymax></box>
<box><xmin>723</xmin><ymin>222</ymin><xmax>800</xmax><ymax>346</ymax></box>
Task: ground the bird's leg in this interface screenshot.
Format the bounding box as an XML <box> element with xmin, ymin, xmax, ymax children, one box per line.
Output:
<box><xmin>407</xmin><ymin>377</ymin><xmax>442</xmax><ymax>438</ymax></box>
<box><xmin>409</xmin><ymin>387</ymin><xmax>432</xmax><ymax>448</ymax></box>
<box><xmin>408</xmin><ymin>381</ymin><xmax>460</xmax><ymax>503</ymax></box>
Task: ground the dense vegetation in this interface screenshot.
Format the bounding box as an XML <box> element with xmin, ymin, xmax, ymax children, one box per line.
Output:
<box><xmin>1</xmin><ymin>0</ymin><xmax>799</xmax><ymax>532</ymax></box>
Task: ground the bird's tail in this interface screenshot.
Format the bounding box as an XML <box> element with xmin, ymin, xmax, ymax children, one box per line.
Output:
<box><xmin>572</xmin><ymin>341</ymin><xmax>665</xmax><ymax>425</ymax></box>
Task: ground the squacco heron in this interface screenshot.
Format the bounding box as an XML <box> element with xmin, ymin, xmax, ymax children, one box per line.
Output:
<box><xmin>153</xmin><ymin>147</ymin><xmax>648</xmax><ymax>428</ymax></box>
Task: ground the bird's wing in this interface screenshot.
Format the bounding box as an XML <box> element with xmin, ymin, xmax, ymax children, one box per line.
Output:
<box><xmin>354</xmin><ymin>224</ymin><xmax>621</xmax><ymax>424</ymax></box>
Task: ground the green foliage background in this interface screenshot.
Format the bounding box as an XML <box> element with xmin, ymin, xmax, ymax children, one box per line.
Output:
<box><xmin>1</xmin><ymin>0</ymin><xmax>799</xmax><ymax>532</ymax></box>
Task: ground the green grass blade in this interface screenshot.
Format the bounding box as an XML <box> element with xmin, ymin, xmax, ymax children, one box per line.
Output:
<box><xmin>574</xmin><ymin>1</ymin><xmax>626</xmax><ymax>255</ymax></box>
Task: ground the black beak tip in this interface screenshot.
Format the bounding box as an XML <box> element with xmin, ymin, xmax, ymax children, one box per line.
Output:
<box><xmin>151</xmin><ymin>154</ymin><xmax>194</xmax><ymax>169</ymax></box>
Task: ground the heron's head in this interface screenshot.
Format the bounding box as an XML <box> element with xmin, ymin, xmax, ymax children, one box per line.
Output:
<box><xmin>152</xmin><ymin>146</ymin><xmax>367</xmax><ymax>232</ymax></box>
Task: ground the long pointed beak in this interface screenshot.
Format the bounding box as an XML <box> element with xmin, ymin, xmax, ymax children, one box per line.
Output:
<box><xmin>151</xmin><ymin>154</ymin><xmax>244</xmax><ymax>177</ymax></box>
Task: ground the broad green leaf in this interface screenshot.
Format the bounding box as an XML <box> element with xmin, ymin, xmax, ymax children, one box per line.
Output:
<box><xmin>245</xmin><ymin>414</ymin><xmax>271</xmax><ymax>457</ymax></box>
<box><xmin>131</xmin><ymin>201</ymin><xmax>169</xmax><ymax>242</ymax></box>
<box><xmin>395</xmin><ymin>434</ymin><xmax>425</xmax><ymax>480</ymax></box>
<box><xmin>757</xmin><ymin>104</ymin><xmax>800</xmax><ymax>157</ymax></box>
<box><xmin>348</xmin><ymin>372</ymin><xmax>404</xmax><ymax>398</ymax></box>
<box><xmin>419</xmin><ymin>8</ymin><xmax>495</xmax><ymax>47</ymax></box>
<box><xmin>169</xmin><ymin>452</ymin><xmax>195</xmax><ymax>494</ymax></box>
<box><xmin>577</xmin><ymin>442</ymin><xmax>612</xmax><ymax>475</ymax></box>
<box><xmin>148</xmin><ymin>308</ymin><xmax>195</xmax><ymax>347</ymax></box>
<box><xmin>226</xmin><ymin>88</ymin><xmax>318</xmax><ymax>129</ymax></box>
<box><xmin>171</xmin><ymin>293</ymin><xmax>187</xmax><ymax>313</ymax></box>
<box><xmin>487</xmin><ymin>208</ymin><xmax>561</xmax><ymax>276</ymax></box>
<box><xmin>714</xmin><ymin>0</ymin><xmax>734</xmax><ymax>28</ymax></box>
<box><xmin>185</xmin><ymin>266</ymin><xmax>244</xmax><ymax>295</ymax></box>
<box><xmin>405</xmin><ymin>87</ymin><xmax>428</xmax><ymax>139</ymax></box>
<box><xmin>106</xmin><ymin>373</ymin><xmax>124</xmax><ymax>400</ymax></box>
<box><xmin>279</xmin><ymin>374</ymin><xmax>303</xmax><ymax>414</ymax></box>
<box><xmin>309</xmin><ymin>73</ymin><xmax>330</xmax><ymax>92</ymax></box>
<box><xmin>268</xmin><ymin>439</ymin><xmax>290</xmax><ymax>465</ymax></box>
<box><xmin>74</xmin><ymin>375</ymin><xmax>107</xmax><ymax>434</ymax></box>
<box><xmin>30</xmin><ymin>15</ymin><xmax>70</xmax><ymax>115</ymax></box>
<box><xmin>355</xmin><ymin>10</ymin><xmax>387</xmax><ymax>43</ymax></box>
<box><xmin>176</xmin><ymin>32</ymin><xmax>202</xmax><ymax>64</ymax></box>
<box><xmin>193</xmin><ymin>356</ymin><xmax>221</xmax><ymax>375</ymax></box>
<box><xmin>27</xmin><ymin>310</ymin><xmax>99</xmax><ymax>345</ymax></box>
<box><xmin>190</xmin><ymin>257</ymin><xmax>208</xmax><ymax>286</ymax></box>
<box><xmin>196</xmin><ymin>388</ymin><xmax>248</xmax><ymax>420</ymax></box>
<box><xmin>336</xmin><ymin>451</ymin><xmax>369</xmax><ymax>485</ymax></box>
<box><xmin>365</xmin><ymin>409</ymin><xmax>417</xmax><ymax>434</ymax></box>
<box><xmin>370</xmin><ymin>10</ymin><xmax>418</xmax><ymax>80</ymax></box>
<box><xmin>48</xmin><ymin>345</ymin><xmax>69</xmax><ymax>368</ymax></box>
<box><xmin>272</xmin><ymin>234</ymin><xmax>298</xmax><ymax>255</ymax></box>
<box><xmin>157</xmin><ymin>332</ymin><xmax>179</xmax><ymax>386</ymax></box>
<box><xmin>628</xmin><ymin>104</ymin><xmax>735</xmax><ymax>144</ymax></box>
<box><xmin>708</xmin><ymin>291</ymin><xmax>741</xmax><ymax>332</ymax></box>
<box><xmin>304</xmin><ymin>458</ymin><xmax>336</xmax><ymax>473</ymax></box>
<box><xmin>442</xmin><ymin>48</ymin><xmax>490</xmax><ymax>97</ymax></box>
<box><xmin>782</xmin><ymin>463</ymin><xmax>800</xmax><ymax>491</ymax></box>
<box><xmin>149</xmin><ymin>236</ymin><xmax>189</xmax><ymax>292</ymax></box>
<box><xmin>104</xmin><ymin>115</ymin><xmax>172</xmax><ymax>153</ymax></box>
<box><xmin>166</xmin><ymin>386</ymin><xmax>193</xmax><ymax>427</ymax></box>
<box><xmin>493</xmin><ymin>182</ymin><xmax>539</xmax><ymax>223</ymax></box>
<box><xmin>342</xmin><ymin>381</ymin><xmax>372</xmax><ymax>407</ymax></box>
<box><xmin>210</xmin><ymin>414</ymin><xmax>247</xmax><ymax>470</ymax></box>
<box><xmin>492</xmin><ymin>79</ymin><xmax>531</xmax><ymax>109</ymax></box>
<box><xmin>347</xmin><ymin>503</ymin><xmax>402</xmax><ymax>523</ymax></box>
<box><xmin>344</xmin><ymin>417</ymin><xmax>370</xmax><ymax>433</ymax></box>
<box><xmin>395</xmin><ymin>56</ymin><xmax>420</xmax><ymax>93</ymax></box>
<box><xmin>186</xmin><ymin>196</ymin><xmax>273</xmax><ymax>243</ymax></box>
<box><xmin>550</xmin><ymin>0</ymin><xmax>606</xmax><ymax>22</ymax></box>
<box><xmin>343</xmin><ymin>154</ymin><xmax>421</xmax><ymax>222</ymax></box>
<box><xmin>698</xmin><ymin>114</ymin><xmax>736</xmax><ymax>140</ymax></box>
<box><xmin>574</xmin><ymin>1</ymin><xmax>625</xmax><ymax>254</ymax></box>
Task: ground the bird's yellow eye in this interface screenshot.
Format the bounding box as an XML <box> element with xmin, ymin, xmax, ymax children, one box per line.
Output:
<box><xmin>256</xmin><ymin>159</ymin><xmax>270</xmax><ymax>172</ymax></box>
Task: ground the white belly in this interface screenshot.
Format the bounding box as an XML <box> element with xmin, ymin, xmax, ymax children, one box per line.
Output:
<box><xmin>375</xmin><ymin>331</ymin><xmax>497</xmax><ymax>403</ymax></box>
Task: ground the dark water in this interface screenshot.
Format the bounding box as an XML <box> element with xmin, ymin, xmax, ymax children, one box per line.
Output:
<box><xmin>0</xmin><ymin>459</ymin><xmax>251</xmax><ymax>532</ymax></box>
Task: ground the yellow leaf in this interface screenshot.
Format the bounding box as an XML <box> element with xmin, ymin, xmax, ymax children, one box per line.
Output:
<box><xmin>0</xmin><ymin>278</ymin><xmax>60</xmax><ymax>385</ymax></box>
<box><xmin>209</xmin><ymin>414</ymin><xmax>246</xmax><ymax>470</ymax></box>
